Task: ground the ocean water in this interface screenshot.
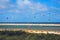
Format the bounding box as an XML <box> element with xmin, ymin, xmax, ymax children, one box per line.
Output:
<box><xmin>0</xmin><ymin>25</ymin><xmax>60</xmax><ymax>31</ymax></box>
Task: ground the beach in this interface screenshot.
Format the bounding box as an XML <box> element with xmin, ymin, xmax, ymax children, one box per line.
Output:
<box><xmin>0</xmin><ymin>28</ymin><xmax>60</xmax><ymax>35</ymax></box>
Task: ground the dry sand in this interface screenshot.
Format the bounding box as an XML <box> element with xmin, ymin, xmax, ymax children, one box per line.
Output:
<box><xmin>0</xmin><ymin>28</ymin><xmax>60</xmax><ymax>35</ymax></box>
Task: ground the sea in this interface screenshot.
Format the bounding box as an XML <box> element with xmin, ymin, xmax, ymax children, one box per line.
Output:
<box><xmin>0</xmin><ymin>22</ymin><xmax>60</xmax><ymax>31</ymax></box>
<box><xmin>0</xmin><ymin>25</ymin><xmax>60</xmax><ymax>31</ymax></box>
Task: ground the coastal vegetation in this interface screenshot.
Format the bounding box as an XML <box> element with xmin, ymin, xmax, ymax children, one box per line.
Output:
<box><xmin>0</xmin><ymin>30</ymin><xmax>60</xmax><ymax>40</ymax></box>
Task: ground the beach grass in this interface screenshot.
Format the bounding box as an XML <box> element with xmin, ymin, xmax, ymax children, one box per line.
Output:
<box><xmin>0</xmin><ymin>30</ymin><xmax>60</xmax><ymax>40</ymax></box>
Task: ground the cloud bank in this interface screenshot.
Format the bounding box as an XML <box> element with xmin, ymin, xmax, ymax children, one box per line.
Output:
<box><xmin>16</xmin><ymin>0</ymin><xmax>48</xmax><ymax>14</ymax></box>
<box><xmin>0</xmin><ymin>0</ymin><xmax>60</xmax><ymax>22</ymax></box>
<box><xmin>0</xmin><ymin>0</ymin><xmax>48</xmax><ymax>14</ymax></box>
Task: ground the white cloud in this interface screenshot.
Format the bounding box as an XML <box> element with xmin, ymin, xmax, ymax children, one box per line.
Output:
<box><xmin>0</xmin><ymin>0</ymin><xmax>10</xmax><ymax>9</ymax></box>
<box><xmin>17</xmin><ymin>0</ymin><xmax>48</xmax><ymax>14</ymax></box>
<box><xmin>0</xmin><ymin>0</ymin><xmax>9</xmax><ymax>3</ymax></box>
<box><xmin>0</xmin><ymin>5</ymin><xmax>6</xmax><ymax>9</ymax></box>
<box><xmin>0</xmin><ymin>0</ymin><xmax>48</xmax><ymax>14</ymax></box>
<box><xmin>23</xmin><ymin>0</ymin><xmax>31</xmax><ymax>4</ymax></box>
<box><xmin>0</xmin><ymin>0</ymin><xmax>16</xmax><ymax>13</ymax></box>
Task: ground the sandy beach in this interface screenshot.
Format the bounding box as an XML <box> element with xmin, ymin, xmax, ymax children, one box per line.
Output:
<box><xmin>0</xmin><ymin>28</ymin><xmax>60</xmax><ymax>35</ymax></box>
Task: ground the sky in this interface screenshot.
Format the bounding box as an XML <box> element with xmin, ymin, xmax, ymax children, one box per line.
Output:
<box><xmin>0</xmin><ymin>0</ymin><xmax>60</xmax><ymax>22</ymax></box>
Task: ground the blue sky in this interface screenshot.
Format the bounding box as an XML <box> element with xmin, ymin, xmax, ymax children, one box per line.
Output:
<box><xmin>0</xmin><ymin>0</ymin><xmax>60</xmax><ymax>22</ymax></box>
